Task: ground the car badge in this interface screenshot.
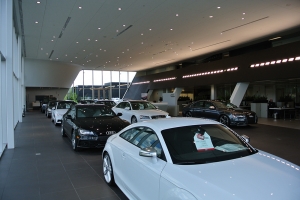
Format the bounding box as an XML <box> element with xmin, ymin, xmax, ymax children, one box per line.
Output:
<box><xmin>106</xmin><ymin>131</ymin><xmax>116</xmax><ymax>135</ymax></box>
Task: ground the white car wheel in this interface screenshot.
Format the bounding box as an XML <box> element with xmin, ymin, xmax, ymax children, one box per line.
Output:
<box><xmin>103</xmin><ymin>153</ymin><xmax>115</xmax><ymax>185</ymax></box>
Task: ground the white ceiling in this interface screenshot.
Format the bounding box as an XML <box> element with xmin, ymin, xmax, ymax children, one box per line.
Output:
<box><xmin>18</xmin><ymin>0</ymin><xmax>300</xmax><ymax>72</ymax></box>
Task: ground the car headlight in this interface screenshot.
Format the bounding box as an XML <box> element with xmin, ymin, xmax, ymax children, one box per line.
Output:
<box><xmin>79</xmin><ymin>128</ymin><xmax>95</xmax><ymax>136</ymax></box>
<box><xmin>140</xmin><ymin>115</ymin><xmax>150</xmax><ymax>120</ymax></box>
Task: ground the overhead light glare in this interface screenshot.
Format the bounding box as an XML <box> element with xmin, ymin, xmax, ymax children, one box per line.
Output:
<box><xmin>269</xmin><ymin>37</ymin><xmax>281</xmax><ymax>41</ymax></box>
<box><xmin>276</xmin><ymin>60</ymin><xmax>282</xmax><ymax>64</ymax></box>
<box><xmin>295</xmin><ymin>56</ymin><xmax>300</xmax><ymax>60</ymax></box>
<box><xmin>288</xmin><ymin>58</ymin><xmax>294</xmax><ymax>61</ymax></box>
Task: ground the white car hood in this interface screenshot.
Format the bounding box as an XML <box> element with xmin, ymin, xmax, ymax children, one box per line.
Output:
<box><xmin>55</xmin><ymin>109</ymin><xmax>68</xmax><ymax>115</ymax></box>
<box><xmin>162</xmin><ymin>151</ymin><xmax>300</xmax><ymax>199</ymax></box>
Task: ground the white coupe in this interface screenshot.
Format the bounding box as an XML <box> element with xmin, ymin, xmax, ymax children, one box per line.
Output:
<box><xmin>102</xmin><ymin>117</ymin><xmax>300</xmax><ymax>200</ymax></box>
<box><xmin>112</xmin><ymin>100</ymin><xmax>170</xmax><ymax>124</ymax></box>
<box><xmin>51</xmin><ymin>101</ymin><xmax>76</xmax><ymax>126</ymax></box>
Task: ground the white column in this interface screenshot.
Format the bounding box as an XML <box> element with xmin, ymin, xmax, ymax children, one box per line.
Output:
<box><xmin>210</xmin><ymin>85</ymin><xmax>217</xmax><ymax>100</ymax></box>
<box><xmin>230</xmin><ymin>82</ymin><xmax>249</xmax><ymax>107</ymax></box>
<box><xmin>3</xmin><ymin>0</ymin><xmax>14</xmax><ymax>148</ymax></box>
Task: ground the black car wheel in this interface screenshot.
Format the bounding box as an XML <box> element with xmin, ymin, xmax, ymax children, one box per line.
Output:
<box><xmin>131</xmin><ymin>116</ymin><xmax>137</xmax><ymax>123</ymax></box>
<box><xmin>72</xmin><ymin>130</ymin><xmax>79</xmax><ymax>151</ymax></box>
<box><xmin>103</xmin><ymin>153</ymin><xmax>115</xmax><ymax>186</ymax></box>
<box><xmin>61</xmin><ymin>124</ymin><xmax>66</xmax><ymax>137</ymax></box>
<box><xmin>185</xmin><ymin>111</ymin><xmax>193</xmax><ymax>117</ymax></box>
<box><xmin>219</xmin><ymin>115</ymin><xmax>230</xmax><ymax>126</ymax></box>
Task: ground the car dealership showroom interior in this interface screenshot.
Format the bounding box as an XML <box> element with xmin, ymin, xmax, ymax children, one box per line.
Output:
<box><xmin>1</xmin><ymin>0</ymin><xmax>300</xmax><ymax>199</ymax></box>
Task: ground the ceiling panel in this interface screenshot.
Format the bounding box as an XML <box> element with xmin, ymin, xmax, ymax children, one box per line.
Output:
<box><xmin>19</xmin><ymin>0</ymin><xmax>300</xmax><ymax>72</ymax></box>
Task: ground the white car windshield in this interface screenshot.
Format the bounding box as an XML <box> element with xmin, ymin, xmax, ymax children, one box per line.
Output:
<box><xmin>161</xmin><ymin>124</ymin><xmax>257</xmax><ymax>164</ymax></box>
<box><xmin>130</xmin><ymin>102</ymin><xmax>157</xmax><ymax>110</ymax></box>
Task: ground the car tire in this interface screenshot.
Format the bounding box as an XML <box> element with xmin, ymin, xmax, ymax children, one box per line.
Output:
<box><xmin>103</xmin><ymin>153</ymin><xmax>115</xmax><ymax>186</ymax></box>
<box><xmin>61</xmin><ymin>124</ymin><xmax>66</xmax><ymax>137</ymax></box>
<box><xmin>71</xmin><ymin>130</ymin><xmax>79</xmax><ymax>151</ymax></box>
<box><xmin>185</xmin><ymin>111</ymin><xmax>193</xmax><ymax>117</ymax></box>
<box><xmin>219</xmin><ymin>115</ymin><xmax>230</xmax><ymax>126</ymax></box>
<box><xmin>131</xmin><ymin>116</ymin><xmax>137</xmax><ymax>123</ymax></box>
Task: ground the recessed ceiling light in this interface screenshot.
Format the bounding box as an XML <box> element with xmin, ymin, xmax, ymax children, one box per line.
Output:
<box><xmin>98</xmin><ymin>27</ymin><xmax>101</xmax><ymax>30</ymax></box>
<box><xmin>243</xmin><ymin>13</ymin><xmax>246</xmax><ymax>15</ymax></box>
<box><xmin>37</xmin><ymin>1</ymin><xmax>40</xmax><ymax>4</ymax></box>
<box><xmin>40</xmin><ymin>48</ymin><xmax>43</xmax><ymax>50</ymax></box>
<box><xmin>88</xmin><ymin>39</ymin><xmax>90</xmax><ymax>41</ymax></box>
<box><xmin>95</xmin><ymin>40</ymin><xmax>98</xmax><ymax>41</ymax></box>
<box><xmin>35</xmin><ymin>21</ymin><xmax>38</xmax><ymax>24</ymax></box>
<box><xmin>141</xmin><ymin>33</ymin><xmax>143</xmax><ymax>35</ymax></box>
<box><xmin>51</xmin><ymin>40</ymin><xmax>53</xmax><ymax>42</ymax></box>
<box><xmin>123</xmin><ymin>25</ymin><xmax>126</xmax><ymax>27</ymax></box>
<box><xmin>209</xmin><ymin>16</ymin><xmax>213</xmax><ymax>18</ymax></box>
<box><xmin>217</xmin><ymin>7</ymin><xmax>221</xmax><ymax>9</ymax></box>
<box><xmin>76</xmin><ymin>42</ymin><xmax>79</xmax><ymax>43</ymax></box>
<box><xmin>242</xmin><ymin>18</ymin><xmax>245</xmax><ymax>20</ymax></box>
<box><xmin>118</xmin><ymin>8</ymin><xmax>121</xmax><ymax>10</ymax></box>
<box><xmin>170</xmin><ymin>28</ymin><xmax>173</xmax><ymax>31</ymax></box>
<box><xmin>176</xmin><ymin>14</ymin><xmax>179</xmax><ymax>16</ymax></box>
<box><xmin>79</xmin><ymin>7</ymin><xmax>82</xmax><ymax>9</ymax></box>
<box><xmin>149</xmin><ymin>29</ymin><xmax>152</xmax><ymax>31</ymax></box>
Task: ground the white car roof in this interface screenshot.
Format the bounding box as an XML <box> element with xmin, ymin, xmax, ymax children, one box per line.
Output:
<box><xmin>128</xmin><ymin>117</ymin><xmax>220</xmax><ymax>131</ymax></box>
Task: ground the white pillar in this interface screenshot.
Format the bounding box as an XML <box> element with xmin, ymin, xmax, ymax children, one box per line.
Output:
<box><xmin>230</xmin><ymin>82</ymin><xmax>249</xmax><ymax>107</ymax></box>
<box><xmin>210</xmin><ymin>85</ymin><xmax>217</xmax><ymax>100</ymax></box>
<box><xmin>3</xmin><ymin>0</ymin><xmax>14</xmax><ymax>148</ymax></box>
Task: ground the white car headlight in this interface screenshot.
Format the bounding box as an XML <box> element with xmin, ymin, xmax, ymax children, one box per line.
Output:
<box><xmin>79</xmin><ymin>129</ymin><xmax>95</xmax><ymax>136</ymax></box>
<box><xmin>140</xmin><ymin>115</ymin><xmax>151</xmax><ymax>120</ymax></box>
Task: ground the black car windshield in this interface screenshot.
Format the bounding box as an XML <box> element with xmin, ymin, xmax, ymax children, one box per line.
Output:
<box><xmin>223</xmin><ymin>102</ymin><xmax>238</xmax><ymax>108</ymax></box>
<box><xmin>130</xmin><ymin>101</ymin><xmax>157</xmax><ymax>110</ymax></box>
<box><xmin>57</xmin><ymin>102</ymin><xmax>75</xmax><ymax>109</ymax></box>
<box><xmin>212</xmin><ymin>101</ymin><xmax>228</xmax><ymax>109</ymax></box>
<box><xmin>161</xmin><ymin>124</ymin><xmax>257</xmax><ymax>164</ymax></box>
<box><xmin>77</xmin><ymin>106</ymin><xmax>116</xmax><ymax>118</ymax></box>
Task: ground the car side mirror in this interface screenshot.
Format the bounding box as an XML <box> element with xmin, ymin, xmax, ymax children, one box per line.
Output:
<box><xmin>241</xmin><ymin>135</ymin><xmax>250</xmax><ymax>143</ymax></box>
<box><xmin>66</xmin><ymin>114</ymin><xmax>72</xmax><ymax>119</ymax></box>
<box><xmin>139</xmin><ymin>147</ymin><xmax>158</xmax><ymax>163</ymax></box>
<box><xmin>209</xmin><ymin>106</ymin><xmax>215</xmax><ymax>109</ymax></box>
<box><xmin>52</xmin><ymin>107</ymin><xmax>55</xmax><ymax>110</ymax></box>
<box><xmin>125</xmin><ymin>107</ymin><xmax>131</xmax><ymax>110</ymax></box>
<box><xmin>117</xmin><ymin>113</ymin><xmax>122</xmax><ymax>116</ymax></box>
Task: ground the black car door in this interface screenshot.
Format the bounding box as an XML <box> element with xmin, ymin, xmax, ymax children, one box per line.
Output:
<box><xmin>64</xmin><ymin>106</ymin><xmax>76</xmax><ymax>137</ymax></box>
<box><xmin>202</xmin><ymin>101</ymin><xmax>219</xmax><ymax>120</ymax></box>
<box><xmin>190</xmin><ymin>101</ymin><xmax>205</xmax><ymax>117</ymax></box>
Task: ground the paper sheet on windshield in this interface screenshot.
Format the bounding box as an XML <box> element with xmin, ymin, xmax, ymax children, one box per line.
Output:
<box><xmin>215</xmin><ymin>144</ymin><xmax>247</xmax><ymax>152</ymax></box>
<box><xmin>194</xmin><ymin>132</ymin><xmax>215</xmax><ymax>152</ymax></box>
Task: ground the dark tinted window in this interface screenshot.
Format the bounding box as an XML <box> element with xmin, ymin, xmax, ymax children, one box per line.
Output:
<box><xmin>161</xmin><ymin>124</ymin><xmax>257</xmax><ymax>164</ymax></box>
<box><xmin>120</xmin><ymin>127</ymin><xmax>164</xmax><ymax>159</ymax></box>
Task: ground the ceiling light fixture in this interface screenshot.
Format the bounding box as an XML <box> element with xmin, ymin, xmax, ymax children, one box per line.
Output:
<box><xmin>37</xmin><ymin>1</ymin><xmax>40</xmax><ymax>4</ymax></box>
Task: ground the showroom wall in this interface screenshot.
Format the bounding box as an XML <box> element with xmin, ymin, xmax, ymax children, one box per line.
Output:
<box><xmin>24</xmin><ymin>59</ymin><xmax>82</xmax><ymax>88</ymax></box>
<box><xmin>0</xmin><ymin>0</ymin><xmax>24</xmax><ymax>157</ymax></box>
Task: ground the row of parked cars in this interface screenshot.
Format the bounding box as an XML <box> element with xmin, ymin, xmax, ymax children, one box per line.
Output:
<box><xmin>42</xmin><ymin>98</ymin><xmax>299</xmax><ymax>199</ymax></box>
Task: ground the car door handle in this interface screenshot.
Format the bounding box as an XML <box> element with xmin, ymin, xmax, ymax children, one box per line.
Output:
<box><xmin>122</xmin><ymin>152</ymin><xmax>126</xmax><ymax>160</ymax></box>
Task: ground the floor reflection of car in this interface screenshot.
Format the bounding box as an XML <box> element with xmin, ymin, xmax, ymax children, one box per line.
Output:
<box><xmin>95</xmin><ymin>100</ymin><xmax>116</xmax><ymax>108</ymax></box>
<box><xmin>102</xmin><ymin>117</ymin><xmax>300</xmax><ymax>200</ymax></box>
<box><xmin>112</xmin><ymin>100</ymin><xmax>170</xmax><ymax>124</ymax></box>
<box><xmin>51</xmin><ymin>101</ymin><xmax>76</xmax><ymax>126</ymax></box>
<box><xmin>182</xmin><ymin>100</ymin><xmax>257</xmax><ymax>126</ymax></box>
<box><xmin>61</xmin><ymin>104</ymin><xmax>130</xmax><ymax>151</ymax></box>
<box><xmin>222</xmin><ymin>101</ymin><xmax>258</xmax><ymax>124</ymax></box>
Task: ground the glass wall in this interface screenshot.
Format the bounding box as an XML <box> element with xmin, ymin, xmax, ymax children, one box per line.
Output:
<box><xmin>71</xmin><ymin>70</ymin><xmax>136</xmax><ymax>101</ymax></box>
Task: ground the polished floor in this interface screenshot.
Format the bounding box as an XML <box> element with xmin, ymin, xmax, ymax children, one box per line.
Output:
<box><xmin>0</xmin><ymin>110</ymin><xmax>300</xmax><ymax>200</ymax></box>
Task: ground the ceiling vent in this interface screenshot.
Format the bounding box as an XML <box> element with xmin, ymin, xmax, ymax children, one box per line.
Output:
<box><xmin>115</xmin><ymin>25</ymin><xmax>133</xmax><ymax>38</ymax></box>
<box><xmin>59</xmin><ymin>17</ymin><xmax>71</xmax><ymax>38</ymax></box>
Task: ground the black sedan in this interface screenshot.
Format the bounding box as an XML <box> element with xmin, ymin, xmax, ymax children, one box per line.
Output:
<box><xmin>182</xmin><ymin>100</ymin><xmax>257</xmax><ymax>126</ymax></box>
<box><xmin>61</xmin><ymin>104</ymin><xmax>130</xmax><ymax>151</ymax></box>
<box><xmin>222</xmin><ymin>101</ymin><xmax>258</xmax><ymax>124</ymax></box>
